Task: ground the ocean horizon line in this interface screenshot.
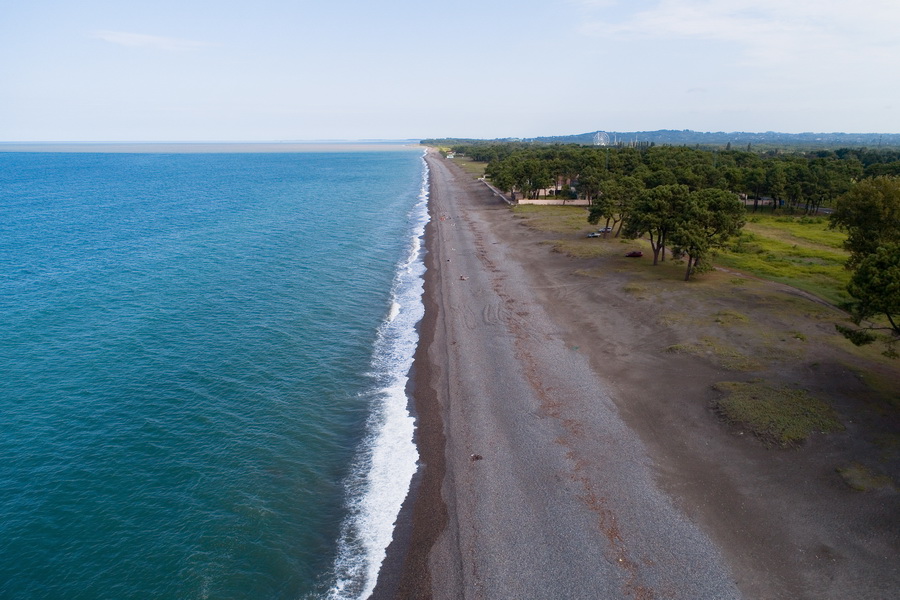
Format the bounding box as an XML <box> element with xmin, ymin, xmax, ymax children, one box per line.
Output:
<box><xmin>0</xmin><ymin>140</ymin><xmax>423</xmax><ymax>153</ymax></box>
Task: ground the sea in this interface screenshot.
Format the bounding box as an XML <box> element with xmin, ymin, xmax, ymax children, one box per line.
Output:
<box><xmin>0</xmin><ymin>146</ymin><xmax>428</xmax><ymax>599</ymax></box>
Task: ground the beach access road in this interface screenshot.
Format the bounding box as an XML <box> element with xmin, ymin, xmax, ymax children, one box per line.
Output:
<box><xmin>400</xmin><ymin>151</ymin><xmax>741</xmax><ymax>599</ymax></box>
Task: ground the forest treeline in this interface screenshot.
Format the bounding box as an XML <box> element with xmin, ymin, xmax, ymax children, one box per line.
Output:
<box><xmin>449</xmin><ymin>143</ymin><xmax>900</xmax><ymax>214</ymax></box>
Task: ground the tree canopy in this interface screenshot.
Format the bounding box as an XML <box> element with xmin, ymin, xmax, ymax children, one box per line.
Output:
<box><xmin>830</xmin><ymin>176</ymin><xmax>900</xmax><ymax>268</ymax></box>
<box><xmin>830</xmin><ymin>176</ymin><xmax>900</xmax><ymax>353</ymax></box>
<box><xmin>622</xmin><ymin>184</ymin><xmax>690</xmax><ymax>266</ymax></box>
<box><xmin>845</xmin><ymin>244</ymin><xmax>900</xmax><ymax>335</ymax></box>
<box><xmin>671</xmin><ymin>189</ymin><xmax>747</xmax><ymax>281</ymax></box>
<box><xmin>468</xmin><ymin>143</ymin><xmax>898</xmax><ymax>214</ymax></box>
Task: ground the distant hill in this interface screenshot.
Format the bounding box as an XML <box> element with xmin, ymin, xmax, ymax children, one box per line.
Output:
<box><xmin>424</xmin><ymin>130</ymin><xmax>900</xmax><ymax>150</ymax></box>
<box><xmin>530</xmin><ymin>130</ymin><xmax>900</xmax><ymax>149</ymax></box>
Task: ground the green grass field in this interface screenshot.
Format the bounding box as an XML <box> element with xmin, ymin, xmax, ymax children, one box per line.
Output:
<box><xmin>512</xmin><ymin>204</ymin><xmax>593</xmax><ymax>233</ymax></box>
<box><xmin>716</xmin><ymin>214</ymin><xmax>851</xmax><ymax>305</ymax></box>
<box><xmin>448</xmin><ymin>156</ymin><xmax>487</xmax><ymax>179</ymax></box>
<box><xmin>511</xmin><ymin>207</ymin><xmax>853</xmax><ymax>305</ymax></box>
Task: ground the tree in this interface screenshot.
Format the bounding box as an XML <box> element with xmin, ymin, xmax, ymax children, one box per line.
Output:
<box><xmin>486</xmin><ymin>161</ymin><xmax>515</xmax><ymax>197</ymax></box>
<box><xmin>485</xmin><ymin>155</ymin><xmax>552</xmax><ymax>200</ymax></box>
<box><xmin>765</xmin><ymin>162</ymin><xmax>787</xmax><ymax>210</ymax></box>
<box><xmin>806</xmin><ymin>157</ymin><xmax>846</xmax><ymax>215</ymax></box>
<box><xmin>837</xmin><ymin>243</ymin><xmax>900</xmax><ymax>356</ymax></box>
<box><xmin>694</xmin><ymin>163</ymin><xmax>726</xmax><ymax>190</ymax></box>
<box><xmin>721</xmin><ymin>166</ymin><xmax>744</xmax><ymax>194</ymax></box>
<box><xmin>670</xmin><ymin>189</ymin><xmax>746</xmax><ymax>280</ymax></box>
<box><xmin>515</xmin><ymin>158</ymin><xmax>552</xmax><ymax>200</ymax></box>
<box><xmin>830</xmin><ymin>176</ymin><xmax>900</xmax><ymax>268</ymax></box>
<box><xmin>577</xmin><ymin>166</ymin><xmax>604</xmax><ymax>203</ymax></box>
<box><xmin>587</xmin><ymin>176</ymin><xmax>643</xmax><ymax>236</ymax></box>
<box><xmin>610</xmin><ymin>176</ymin><xmax>643</xmax><ymax>236</ymax></box>
<box><xmin>623</xmin><ymin>184</ymin><xmax>690</xmax><ymax>265</ymax></box>
<box><xmin>783</xmin><ymin>160</ymin><xmax>813</xmax><ymax>213</ymax></box>
<box><xmin>643</xmin><ymin>168</ymin><xmax>678</xmax><ymax>188</ymax></box>
<box><xmin>744</xmin><ymin>167</ymin><xmax>766</xmax><ymax>211</ymax></box>
<box><xmin>829</xmin><ymin>177</ymin><xmax>900</xmax><ymax>356</ymax></box>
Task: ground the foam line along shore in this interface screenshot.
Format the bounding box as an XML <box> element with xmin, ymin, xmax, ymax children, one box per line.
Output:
<box><xmin>326</xmin><ymin>151</ymin><xmax>430</xmax><ymax>600</ymax></box>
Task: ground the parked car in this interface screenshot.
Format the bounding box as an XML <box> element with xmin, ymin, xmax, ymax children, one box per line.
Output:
<box><xmin>625</xmin><ymin>250</ymin><xmax>643</xmax><ymax>257</ymax></box>
<box><xmin>587</xmin><ymin>227</ymin><xmax>613</xmax><ymax>238</ymax></box>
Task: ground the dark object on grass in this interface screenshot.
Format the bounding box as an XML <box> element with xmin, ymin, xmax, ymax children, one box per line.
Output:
<box><xmin>625</xmin><ymin>250</ymin><xmax>643</xmax><ymax>257</ymax></box>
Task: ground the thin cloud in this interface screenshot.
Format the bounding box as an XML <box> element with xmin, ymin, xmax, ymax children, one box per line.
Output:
<box><xmin>577</xmin><ymin>0</ymin><xmax>900</xmax><ymax>67</ymax></box>
<box><xmin>92</xmin><ymin>30</ymin><xmax>212</xmax><ymax>51</ymax></box>
<box><xmin>570</xmin><ymin>0</ymin><xmax>619</xmax><ymax>7</ymax></box>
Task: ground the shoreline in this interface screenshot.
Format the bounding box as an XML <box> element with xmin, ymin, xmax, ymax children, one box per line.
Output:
<box><xmin>371</xmin><ymin>180</ymin><xmax>446</xmax><ymax>598</ymax></box>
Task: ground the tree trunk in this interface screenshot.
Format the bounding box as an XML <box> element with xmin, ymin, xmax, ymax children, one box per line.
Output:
<box><xmin>887</xmin><ymin>313</ymin><xmax>899</xmax><ymax>336</ymax></box>
<box><xmin>650</xmin><ymin>233</ymin><xmax>661</xmax><ymax>265</ymax></box>
<box><xmin>684</xmin><ymin>255</ymin><xmax>694</xmax><ymax>281</ymax></box>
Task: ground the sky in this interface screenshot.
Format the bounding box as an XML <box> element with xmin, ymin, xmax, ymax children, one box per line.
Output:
<box><xmin>2</xmin><ymin>0</ymin><xmax>899</xmax><ymax>141</ymax></box>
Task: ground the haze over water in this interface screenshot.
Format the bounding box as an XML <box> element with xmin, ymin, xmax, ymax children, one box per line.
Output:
<box><xmin>0</xmin><ymin>147</ymin><xmax>427</xmax><ymax>599</ymax></box>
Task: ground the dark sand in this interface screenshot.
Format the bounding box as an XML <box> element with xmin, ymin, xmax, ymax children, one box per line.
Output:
<box><xmin>373</xmin><ymin>151</ymin><xmax>900</xmax><ymax>599</ymax></box>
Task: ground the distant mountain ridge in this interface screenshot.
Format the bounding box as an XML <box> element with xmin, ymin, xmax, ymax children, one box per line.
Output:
<box><xmin>423</xmin><ymin>130</ymin><xmax>900</xmax><ymax>149</ymax></box>
<box><xmin>530</xmin><ymin>129</ymin><xmax>900</xmax><ymax>148</ymax></box>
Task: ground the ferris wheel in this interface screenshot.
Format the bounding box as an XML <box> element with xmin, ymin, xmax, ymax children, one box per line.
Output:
<box><xmin>593</xmin><ymin>131</ymin><xmax>610</xmax><ymax>146</ymax></box>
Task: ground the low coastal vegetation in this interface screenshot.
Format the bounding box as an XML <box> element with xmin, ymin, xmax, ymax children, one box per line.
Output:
<box><xmin>443</xmin><ymin>153</ymin><xmax>487</xmax><ymax>179</ymax></box>
<box><xmin>514</xmin><ymin>203</ymin><xmax>850</xmax><ymax>301</ymax></box>
<box><xmin>667</xmin><ymin>339</ymin><xmax>762</xmax><ymax>371</ymax></box>
<box><xmin>712</xmin><ymin>381</ymin><xmax>845</xmax><ymax>447</ymax></box>
<box><xmin>717</xmin><ymin>214</ymin><xmax>852</xmax><ymax>306</ymax></box>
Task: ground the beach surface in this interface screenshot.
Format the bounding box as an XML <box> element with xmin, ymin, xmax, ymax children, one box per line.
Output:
<box><xmin>374</xmin><ymin>150</ymin><xmax>900</xmax><ymax>599</ymax></box>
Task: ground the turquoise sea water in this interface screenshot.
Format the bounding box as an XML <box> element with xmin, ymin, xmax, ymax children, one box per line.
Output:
<box><xmin>0</xmin><ymin>148</ymin><xmax>427</xmax><ymax>599</ymax></box>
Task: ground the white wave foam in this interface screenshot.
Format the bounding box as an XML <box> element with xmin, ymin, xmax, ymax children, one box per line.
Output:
<box><xmin>386</xmin><ymin>301</ymin><xmax>400</xmax><ymax>323</ymax></box>
<box><xmin>325</xmin><ymin>154</ymin><xmax>430</xmax><ymax>600</ymax></box>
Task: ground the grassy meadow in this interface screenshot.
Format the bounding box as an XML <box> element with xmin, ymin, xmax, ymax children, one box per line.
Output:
<box><xmin>445</xmin><ymin>154</ymin><xmax>487</xmax><ymax>179</ymax></box>
<box><xmin>717</xmin><ymin>214</ymin><xmax>852</xmax><ymax>305</ymax></box>
<box><xmin>512</xmin><ymin>205</ymin><xmax>853</xmax><ymax>306</ymax></box>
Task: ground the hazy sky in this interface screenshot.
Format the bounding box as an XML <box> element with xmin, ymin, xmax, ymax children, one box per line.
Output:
<box><xmin>3</xmin><ymin>0</ymin><xmax>898</xmax><ymax>141</ymax></box>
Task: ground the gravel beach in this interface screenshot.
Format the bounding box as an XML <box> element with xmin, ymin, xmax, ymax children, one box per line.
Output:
<box><xmin>373</xmin><ymin>150</ymin><xmax>900</xmax><ymax>600</ymax></box>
